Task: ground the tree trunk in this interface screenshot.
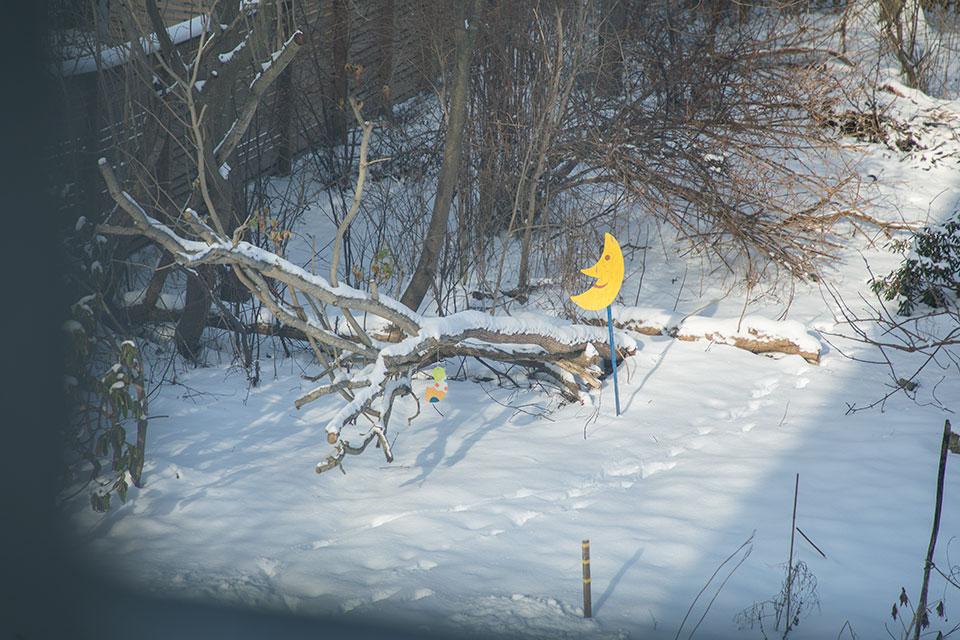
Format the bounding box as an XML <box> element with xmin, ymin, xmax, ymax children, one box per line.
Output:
<box><xmin>277</xmin><ymin>0</ymin><xmax>295</xmax><ymax>174</ymax></box>
<box><xmin>175</xmin><ymin>266</ymin><xmax>213</xmax><ymax>359</ymax></box>
<box><xmin>399</xmin><ymin>0</ymin><xmax>480</xmax><ymax>312</ymax></box>
<box><xmin>144</xmin><ymin>0</ymin><xmax>288</xmax><ymax>353</ymax></box>
<box><xmin>276</xmin><ymin>64</ymin><xmax>294</xmax><ymax>175</ymax></box>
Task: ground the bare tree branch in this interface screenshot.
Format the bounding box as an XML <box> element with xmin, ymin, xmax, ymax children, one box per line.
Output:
<box><xmin>214</xmin><ymin>29</ymin><xmax>306</xmax><ymax>164</ymax></box>
<box><xmin>99</xmin><ymin>157</ymin><xmax>423</xmax><ymax>335</ymax></box>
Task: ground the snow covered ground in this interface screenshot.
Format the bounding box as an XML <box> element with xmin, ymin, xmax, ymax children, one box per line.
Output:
<box><xmin>58</xmin><ymin>30</ymin><xmax>960</xmax><ymax>640</ymax></box>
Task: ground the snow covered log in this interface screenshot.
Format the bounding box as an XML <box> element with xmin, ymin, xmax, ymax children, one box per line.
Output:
<box><xmin>676</xmin><ymin>320</ymin><xmax>821</xmax><ymax>364</ymax></box>
<box><xmin>583</xmin><ymin>306</ymin><xmax>822</xmax><ymax>364</ymax></box>
<box><xmin>298</xmin><ymin>313</ymin><xmax>634</xmax><ymax>474</ymax></box>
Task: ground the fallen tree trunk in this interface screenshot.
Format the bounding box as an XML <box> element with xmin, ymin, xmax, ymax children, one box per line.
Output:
<box><xmin>584</xmin><ymin>306</ymin><xmax>822</xmax><ymax>364</ymax></box>
<box><xmin>98</xmin><ymin>155</ymin><xmax>639</xmax><ymax>473</ymax></box>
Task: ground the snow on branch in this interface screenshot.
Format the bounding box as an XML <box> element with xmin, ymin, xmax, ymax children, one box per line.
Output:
<box><xmin>98</xmin><ymin>157</ymin><xmax>817</xmax><ymax>476</ymax></box>
<box><xmin>96</xmin><ymin>157</ymin><xmax>420</xmax><ymax>342</ymax></box>
<box><xmin>97</xmin><ymin>155</ymin><xmax>633</xmax><ymax>470</ymax></box>
<box><xmin>308</xmin><ymin>311</ymin><xmax>634</xmax><ymax>452</ymax></box>
<box><xmin>676</xmin><ymin>315</ymin><xmax>821</xmax><ymax>364</ymax></box>
<box><xmin>214</xmin><ymin>29</ymin><xmax>306</xmax><ymax>165</ymax></box>
<box><xmin>98</xmin><ymin>154</ymin><xmax>640</xmax><ymax>470</ymax></box>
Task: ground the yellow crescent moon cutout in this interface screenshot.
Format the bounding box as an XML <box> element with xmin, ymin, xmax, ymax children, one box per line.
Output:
<box><xmin>570</xmin><ymin>233</ymin><xmax>625</xmax><ymax>311</ymax></box>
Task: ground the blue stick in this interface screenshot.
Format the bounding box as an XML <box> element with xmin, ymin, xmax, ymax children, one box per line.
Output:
<box><xmin>606</xmin><ymin>304</ymin><xmax>621</xmax><ymax>416</ymax></box>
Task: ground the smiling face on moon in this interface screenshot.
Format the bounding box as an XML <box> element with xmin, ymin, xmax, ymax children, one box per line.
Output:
<box><xmin>570</xmin><ymin>233</ymin><xmax>625</xmax><ymax>311</ymax></box>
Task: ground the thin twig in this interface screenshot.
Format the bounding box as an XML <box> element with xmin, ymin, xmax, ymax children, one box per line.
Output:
<box><xmin>796</xmin><ymin>527</ymin><xmax>827</xmax><ymax>559</ymax></box>
<box><xmin>785</xmin><ymin>473</ymin><xmax>799</xmax><ymax>634</ymax></box>
<box><xmin>675</xmin><ymin>532</ymin><xmax>755</xmax><ymax>640</ymax></box>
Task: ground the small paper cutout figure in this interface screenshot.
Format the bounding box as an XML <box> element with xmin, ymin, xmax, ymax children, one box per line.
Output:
<box><xmin>570</xmin><ymin>232</ymin><xmax>625</xmax><ymax>415</ymax></box>
<box><xmin>569</xmin><ymin>233</ymin><xmax>625</xmax><ymax>311</ymax></box>
<box><xmin>425</xmin><ymin>366</ymin><xmax>448</xmax><ymax>403</ymax></box>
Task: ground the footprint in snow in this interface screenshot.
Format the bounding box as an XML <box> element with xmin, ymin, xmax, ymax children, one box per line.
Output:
<box><xmin>751</xmin><ymin>378</ymin><xmax>780</xmax><ymax>399</ymax></box>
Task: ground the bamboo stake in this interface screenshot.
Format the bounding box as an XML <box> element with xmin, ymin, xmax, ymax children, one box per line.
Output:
<box><xmin>582</xmin><ymin>539</ymin><xmax>592</xmax><ymax>618</ymax></box>
<box><xmin>784</xmin><ymin>472</ymin><xmax>799</xmax><ymax>634</ymax></box>
<box><xmin>605</xmin><ymin>306</ymin><xmax>621</xmax><ymax>416</ymax></box>
<box><xmin>913</xmin><ymin>419</ymin><xmax>952</xmax><ymax>640</ymax></box>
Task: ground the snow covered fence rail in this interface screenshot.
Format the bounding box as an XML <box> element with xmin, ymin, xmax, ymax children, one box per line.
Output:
<box><xmin>582</xmin><ymin>305</ymin><xmax>822</xmax><ymax>364</ymax></box>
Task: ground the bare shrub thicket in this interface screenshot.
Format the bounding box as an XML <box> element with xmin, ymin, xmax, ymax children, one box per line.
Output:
<box><xmin>358</xmin><ymin>1</ymin><xmax>867</xmax><ymax>318</ymax></box>
<box><xmin>53</xmin><ymin>0</ymin><xmax>192</xmax><ymax>511</ymax></box>
<box><xmin>88</xmin><ymin>0</ymin><xmax>637</xmax><ymax>476</ymax></box>
<box><xmin>57</xmin><ymin>0</ymin><xmax>307</xmax><ymax>364</ymax></box>
<box><xmin>924</xmin><ymin>1</ymin><xmax>960</xmax><ymax>98</ymax></box>
<box><xmin>567</xmin><ymin>3</ymin><xmax>863</xmax><ymax>285</ymax></box>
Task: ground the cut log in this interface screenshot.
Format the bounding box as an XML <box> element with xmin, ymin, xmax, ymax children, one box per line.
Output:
<box><xmin>674</xmin><ymin>330</ymin><xmax>820</xmax><ymax>364</ymax></box>
<box><xmin>675</xmin><ymin>314</ymin><xmax>821</xmax><ymax>364</ymax></box>
<box><xmin>584</xmin><ymin>306</ymin><xmax>821</xmax><ymax>364</ymax></box>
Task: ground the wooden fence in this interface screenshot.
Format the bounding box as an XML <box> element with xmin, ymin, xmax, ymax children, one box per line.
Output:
<box><xmin>51</xmin><ymin>0</ymin><xmax>447</xmax><ymax>222</ymax></box>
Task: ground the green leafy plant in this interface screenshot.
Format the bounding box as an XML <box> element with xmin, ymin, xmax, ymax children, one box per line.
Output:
<box><xmin>63</xmin><ymin>218</ymin><xmax>148</xmax><ymax>512</ymax></box>
<box><xmin>351</xmin><ymin>244</ymin><xmax>397</xmax><ymax>289</ymax></box>
<box><xmin>870</xmin><ymin>213</ymin><xmax>960</xmax><ymax>316</ymax></box>
<box><xmin>89</xmin><ymin>341</ymin><xmax>148</xmax><ymax>511</ymax></box>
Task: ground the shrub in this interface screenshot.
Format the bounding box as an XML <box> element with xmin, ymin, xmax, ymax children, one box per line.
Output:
<box><xmin>870</xmin><ymin>212</ymin><xmax>960</xmax><ymax>315</ymax></box>
<box><xmin>62</xmin><ymin>218</ymin><xmax>148</xmax><ymax>512</ymax></box>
